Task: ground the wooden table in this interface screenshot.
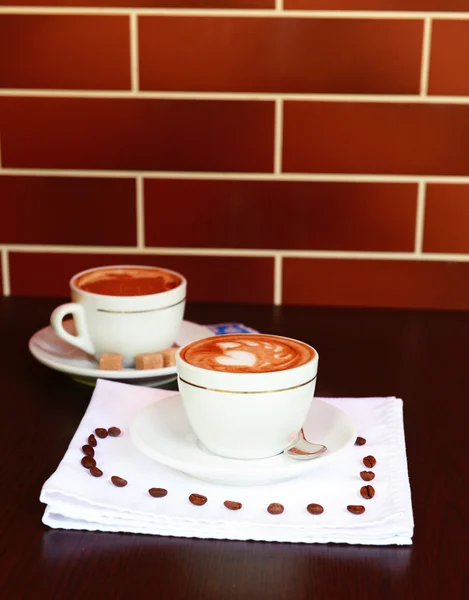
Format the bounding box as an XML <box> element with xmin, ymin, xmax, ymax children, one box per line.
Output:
<box><xmin>1</xmin><ymin>297</ymin><xmax>468</xmax><ymax>599</ymax></box>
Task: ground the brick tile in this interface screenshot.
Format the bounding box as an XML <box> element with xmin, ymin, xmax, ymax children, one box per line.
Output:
<box><xmin>0</xmin><ymin>176</ymin><xmax>136</xmax><ymax>246</ymax></box>
<box><xmin>9</xmin><ymin>253</ymin><xmax>274</xmax><ymax>303</ymax></box>
<box><xmin>144</xmin><ymin>179</ymin><xmax>417</xmax><ymax>251</ymax></box>
<box><xmin>424</xmin><ymin>185</ymin><xmax>469</xmax><ymax>254</ymax></box>
<box><xmin>285</xmin><ymin>1</ymin><xmax>469</xmax><ymax>10</ymax></box>
<box><xmin>283</xmin><ymin>258</ymin><xmax>469</xmax><ymax>310</ymax></box>
<box><xmin>429</xmin><ymin>21</ymin><xmax>469</xmax><ymax>96</ymax></box>
<box><xmin>0</xmin><ymin>97</ymin><xmax>274</xmax><ymax>172</ymax></box>
<box><xmin>1</xmin><ymin>1</ymin><xmax>273</xmax><ymax>6</ymax></box>
<box><xmin>0</xmin><ymin>15</ymin><xmax>130</xmax><ymax>90</ymax></box>
<box><xmin>139</xmin><ymin>17</ymin><xmax>422</xmax><ymax>94</ymax></box>
<box><xmin>283</xmin><ymin>102</ymin><xmax>469</xmax><ymax>176</ymax></box>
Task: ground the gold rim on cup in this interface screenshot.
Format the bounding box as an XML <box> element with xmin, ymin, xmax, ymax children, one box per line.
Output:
<box><xmin>177</xmin><ymin>375</ymin><xmax>317</xmax><ymax>395</ymax></box>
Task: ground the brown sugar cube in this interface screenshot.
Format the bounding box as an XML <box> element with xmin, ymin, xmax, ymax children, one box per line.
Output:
<box><xmin>135</xmin><ymin>352</ymin><xmax>164</xmax><ymax>370</ymax></box>
<box><xmin>162</xmin><ymin>347</ymin><xmax>178</xmax><ymax>367</ymax></box>
<box><xmin>99</xmin><ymin>353</ymin><xmax>123</xmax><ymax>371</ymax></box>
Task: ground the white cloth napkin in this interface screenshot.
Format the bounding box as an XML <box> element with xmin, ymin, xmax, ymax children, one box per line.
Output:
<box><xmin>40</xmin><ymin>380</ymin><xmax>414</xmax><ymax>545</ymax></box>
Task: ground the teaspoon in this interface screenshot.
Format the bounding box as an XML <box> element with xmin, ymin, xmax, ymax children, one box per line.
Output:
<box><xmin>283</xmin><ymin>428</ymin><xmax>327</xmax><ymax>460</ymax></box>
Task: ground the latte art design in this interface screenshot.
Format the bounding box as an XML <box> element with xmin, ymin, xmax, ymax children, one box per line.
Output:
<box><xmin>215</xmin><ymin>340</ymin><xmax>293</xmax><ymax>369</ymax></box>
<box><xmin>180</xmin><ymin>334</ymin><xmax>315</xmax><ymax>373</ymax></box>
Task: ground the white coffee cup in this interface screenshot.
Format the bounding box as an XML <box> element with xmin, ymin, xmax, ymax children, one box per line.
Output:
<box><xmin>176</xmin><ymin>334</ymin><xmax>318</xmax><ymax>460</ymax></box>
<box><xmin>50</xmin><ymin>265</ymin><xmax>186</xmax><ymax>367</ymax></box>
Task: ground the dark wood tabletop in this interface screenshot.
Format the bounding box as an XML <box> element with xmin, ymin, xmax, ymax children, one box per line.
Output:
<box><xmin>1</xmin><ymin>297</ymin><xmax>468</xmax><ymax>600</ymax></box>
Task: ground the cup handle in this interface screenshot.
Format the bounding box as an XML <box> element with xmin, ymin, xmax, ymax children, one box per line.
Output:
<box><xmin>50</xmin><ymin>302</ymin><xmax>95</xmax><ymax>356</ymax></box>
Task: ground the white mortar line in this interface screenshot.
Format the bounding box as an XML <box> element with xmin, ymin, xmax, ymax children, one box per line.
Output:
<box><xmin>1</xmin><ymin>249</ymin><xmax>11</xmax><ymax>296</ymax></box>
<box><xmin>275</xmin><ymin>251</ymin><xmax>469</xmax><ymax>262</ymax></box>
<box><xmin>274</xmin><ymin>254</ymin><xmax>283</xmax><ymax>306</ymax></box>
<box><xmin>4</xmin><ymin>89</ymin><xmax>469</xmax><ymax>104</ymax></box>
<box><xmin>2</xmin><ymin>7</ymin><xmax>469</xmax><ymax>19</ymax></box>
<box><xmin>3</xmin><ymin>168</ymin><xmax>469</xmax><ymax>184</ymax></box>
<box><xmin>420</xmin><ymin>17</ymin><xmax>433</xmax><ymax>96</ymax></box>
<box><xmin>276</xmin><ymin>0</ymin><xmax>283</xmax><ymax>11</ymax></box>
<box><xmin>414</xmin><ymin>181</ymin><xmax>427</xmax><ymax>254</ymax></box>
<box><xmin>136</xmin><ymin>176</ymin><xmax>145</xmax><ymax>248</ymax></box>
<box><xmin>0</xmin><ymin>89</ymin><xmax>273</xmax><ymax>100</ymax></box>
<box><xmin>3</xmin><ymin>244</ymin><xmax>469</xmax><ymax>262</ymax></box>
<box><xmin>130</xmin><ymin>12</ymin><xmax>139</xmax><ymax>93</ymax></box>
<box><xmin>4</xmin><ymin>168</ymin><xmax>469</xmax><ymax>184</ymax></box>
<box><xmin>274</xmin><ymin>99</ymin><xmax>283</xmax><ymax>174</ymax></box>
<box><xmin>2</xmin><ymin>245</ymin><xmax>276</xmax><ymax>257</ymax></box>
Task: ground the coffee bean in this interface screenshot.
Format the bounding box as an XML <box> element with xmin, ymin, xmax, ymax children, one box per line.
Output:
<box><xmin>360</xmin><ymin>485</ymin><xmax>375</xmax><ymax>500</ymax></box>
<box><xmin>81</xmin><ymin>444</ymin><xmax>95</xmax><ymax>457</ymax></box>
<box><xmin>360</xmin><ymin>470</ymin><xmax>375</xmax><ymax>482</ymax></box>
<box><xmin>224</xmin><ymin>500</ymin><xmax>242</xmax><ymax>511</ymax></box>
<box><xmin>108</xmin><ymin>426</ymin><xmax>121</xmax><ymax>437</ymax></box>
<box><xmin>267</xmin><ymin>503</ymin><xmax>284</xmax><ymax>515</ymax></box>
<box><xmin>347</xmin><ymin>505</ymin><xmax>365</xmax><ymax>515</ymax></box>
<box><xmin>355</xmin><ymin>436</ymin><xmax>367</xmax><ymax>446</ymax></box>
<box><xmin>189</xmin><ymin>493</ymin><xmax>207</xmax><ymax>506</ymax></box>
<box><xmin>81</xmin><ymin>456</ymin><xmax>96</xmax><ymax>469</ymax></box>
<box><xmin>90</xmin><ymin>466</ymin><xmax>103</xmax><ymax>477</ymax></box>
<box><xmin>149</xmin><ymin>488</ymin><xmax>168</xmax><ymax>498</ymax></box>
<box><xmin>363</xmin><ymin>455</ymin><xmax>377</xmax><ymax>468</ymax></box>
<box><xmin>88</xmin><ymin>434</ymin><xmax>97</xmax><ymax>447</ymax></box>
<box><xmin>306</xmin><ymin>503</ymin><xmax>324</xmax><ymax>515</ymax></box>
<box><xmin>111</xmin><ymin>476</ymin><xmax>128</xmax><ymax>487</ymax></box>
<box><xmin>95</xmin><ymin>428</ymin><xmax>108</xmax><ymax>439</ymax></box>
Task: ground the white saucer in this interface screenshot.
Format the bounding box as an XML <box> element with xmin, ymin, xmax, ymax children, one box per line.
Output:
<box><xmin>130</xmin><ymin>394</ymin><xmax>356</xmax><ymax>485</ymax></box>
<box><xmin>29</xmin><ymin>320</ymin><xmax>213</xmax><ymax>387</ymax></box>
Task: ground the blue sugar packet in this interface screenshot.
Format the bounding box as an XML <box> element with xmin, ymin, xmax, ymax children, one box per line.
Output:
<box><xmin>206</xmin><ymin>323</ymin><xmax>259</xmax><ymax>335</ymax></box>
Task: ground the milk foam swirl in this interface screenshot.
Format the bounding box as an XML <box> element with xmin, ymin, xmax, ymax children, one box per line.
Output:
<box><xmin>180</xmin><ymin>334</ymin><xmax>315</xmax><ymax>373</ymax></box>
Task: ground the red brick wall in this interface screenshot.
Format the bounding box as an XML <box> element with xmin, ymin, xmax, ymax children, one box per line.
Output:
<box><xmin>1</xmin><ymin>2</ymin><xmax>469</xmax><ymax>309</ymax></box>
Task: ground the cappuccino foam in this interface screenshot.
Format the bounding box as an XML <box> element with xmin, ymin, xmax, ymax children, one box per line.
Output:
<box><xmin>75</xmin><ymin>267</ymin><xmax>181</xmax><ymax>297</ymax></box>
<box><xmin>180</xmin><ymin>334</ymin><xmax>315</xmax><ymax>374</ymax></box>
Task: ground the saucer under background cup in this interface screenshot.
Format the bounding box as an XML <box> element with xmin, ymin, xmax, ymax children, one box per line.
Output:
<box><xmin>29</xmin><ymin>320</ymin><xmax>213</xmax><ymax>387</ymax></box>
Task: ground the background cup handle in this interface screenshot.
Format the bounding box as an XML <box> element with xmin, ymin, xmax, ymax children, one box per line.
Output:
<box><xmin>50</xmin><ymin>303</ymin><xmax>95</xmax><ymax>356</ymax></box>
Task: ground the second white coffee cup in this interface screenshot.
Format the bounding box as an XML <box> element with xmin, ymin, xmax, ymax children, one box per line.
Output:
<box><xmin>50</xmin><ymin>265</ymin><xmax>186</xmax><ymax>367</ymax></box>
